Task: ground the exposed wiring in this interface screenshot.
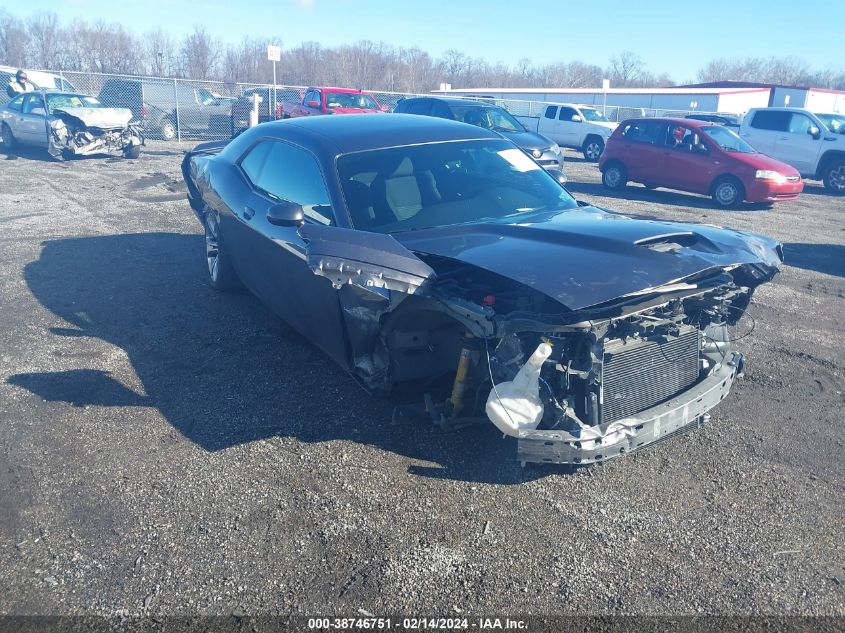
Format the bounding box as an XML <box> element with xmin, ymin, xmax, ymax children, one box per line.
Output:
<box><xmin>725</xmin><ymin>304</ymin><xmax>756</xmax><ymax>342</ymax></box>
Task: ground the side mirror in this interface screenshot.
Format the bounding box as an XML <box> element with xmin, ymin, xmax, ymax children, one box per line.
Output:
<box><xmin>570</xmin><ymin>114</ymin><xmax>583</xmax><ymax>123</ymax></box>
<box><xmin>267</xmin><ymin>201</ymin><xmax>304</xmax><ymax>227</ymax></box>
<box><xmin>307</xmin><ymin>100</ymin><xmax>320</xmax><ymax>108</ymax></box>
<box><xmin>545</xmin><ymin>167</ymin><xmax>568</xmax><ymax>186</ymax></box>
<box><xmin>808</xmin><ymin>125</ymin><xmax>821</xmax><ymax>140</ymax></box>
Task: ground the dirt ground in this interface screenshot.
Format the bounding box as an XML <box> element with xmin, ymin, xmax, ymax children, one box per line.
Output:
<box><xmin>0</xmin><ymin>141</ymin><xmax>843</xmax><ymax>618</ymax></box>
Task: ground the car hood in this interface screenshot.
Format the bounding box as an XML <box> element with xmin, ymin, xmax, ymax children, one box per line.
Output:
<box><xmin>393</xmin><ymin>206</ymin><xmax>781</xmax><ymax>311</ymax></box>
<box><xmin>53</xmin><ymin>107</ymin><xmax>133</xmax><ymax>129</ymax></box>
<box><xmin>499</xmin><ymin>129</ymin><xmax>556</xmax><ymax>151</ymax></box>
<box><xmin>734</xmin><ymin>151</ymin><xmax>801</xmax><ymax>175</ymax></box>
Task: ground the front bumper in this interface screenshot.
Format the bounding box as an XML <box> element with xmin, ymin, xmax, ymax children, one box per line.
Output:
<box><xmin>746</xmin><ymin>179</ymin><xmax>803</xmax><ymax>202</ymax></box>
<box><xmin>534</xmin><ymin>148</ymin><xmax>564</xmax><ymax>171</ymax></box>
<box><xmin>516</xmin><ymin>352</ymin><xmax>744</xmax><ymax>465</ymax></box>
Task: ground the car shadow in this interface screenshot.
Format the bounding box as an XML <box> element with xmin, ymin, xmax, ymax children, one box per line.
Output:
<box><xmin>2</xmin><ymin>145</ymin><xmax>57</xmax><ymax>162</ymax></box>
<box><xmin>783</xmin><ymin>242</ymin><xmax>845</xmax><ymax>277</ymax></box>
<box><xmin>10</xmin><ymin>232</ymin><xmax>557</xmax><ymax>484</ymax></box>
<box><xmin>1</xmin><ymin>144</ymin><xmax>120</xmax><ymax>163</ymax></box>
<box><xmin>565</xmin><ymin>181</ymin><xmax>773</xmax><ymax>212</ymax></box>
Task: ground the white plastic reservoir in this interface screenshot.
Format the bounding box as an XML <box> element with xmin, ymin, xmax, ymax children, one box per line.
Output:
<box><xmin>485</xmin><ymin>343</ymin><xmax>552</xmax><ymax>436</ymax></box>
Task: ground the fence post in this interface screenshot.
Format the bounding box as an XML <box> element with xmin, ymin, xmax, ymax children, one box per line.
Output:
<box><xmin>173</xmin><ymin>78</ymin><xmax>181</xmax><ymax>142</ymax></box>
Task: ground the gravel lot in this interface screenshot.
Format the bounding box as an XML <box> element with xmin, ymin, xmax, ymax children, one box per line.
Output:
<box><xmin>0</xmin><ymin>141</ymin><xmax>843</xmax><ymax>619</ymax></box>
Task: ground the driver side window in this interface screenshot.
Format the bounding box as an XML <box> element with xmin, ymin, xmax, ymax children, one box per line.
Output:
<box><xmin>558</xmin><ymin>106</ymin><xmax>577</xmax><ymax>121</ymax></box>
<box><xmin>7</xmin><ymin>95</ymin><xmax>24</xmax><ymax>112</ymax></box>
<box><xmin>240</xmin><ymin>140</ymin><xmax>334</xmax><ymax>225</ymax></box>
<box><xmin>22</xmin><ymin>94</ymin><xmax>46</xmax><ymax>115</ymax></box>
<box><xmin>787</xmin><ymin>114</ymin><xmax>812</xmax><ymax>135</ymax></box>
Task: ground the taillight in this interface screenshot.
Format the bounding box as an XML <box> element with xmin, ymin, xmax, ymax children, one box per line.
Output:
<box><xmin>141</xmin><ymin>101</ymin><xmax>149</xmax><ymax>119</ymax></box>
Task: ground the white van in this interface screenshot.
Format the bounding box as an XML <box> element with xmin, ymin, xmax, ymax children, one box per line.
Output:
<box><xmin>0</xmin><ymin>65</ymin><xmax>76</xmax><ymax>94</ymax></box>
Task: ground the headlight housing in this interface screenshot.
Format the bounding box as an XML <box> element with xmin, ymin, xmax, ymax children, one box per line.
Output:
<box><xmin>532</xmin><ymin>148</ymin><xmax>543</xmax><ymax>159</ymax></box>
<box><xmin>755</xmin><ymin>170</ymin><xmax>787</xmax><ymax>184</ymax></box>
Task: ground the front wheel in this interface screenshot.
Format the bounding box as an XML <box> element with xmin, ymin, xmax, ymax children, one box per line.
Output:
<box><xmin>0</xmin><ymin>123</ymin><xmax>16</xmax><ymax>152</ymax></box>
<box><xmin>602</xmin><ymin>163</ymin><xmax>627</xmax><ymax>190</ymax></box>
<box><xmin>204</xmin><ymin>209</ymin><xmax>241</xmax><ymax>291</ymax></box>
<box><xmin>711</xmin><ymin>176</ymin><xmax>745</xmax><ymax>208</ymax></box>
<box><xmin>124</xmin><ymin>145</ymin><xmax>141</xmax><ymax>159</ymax></box>
<box><xmin>159</xmin><ymin>118</ymin><xmax>176</xmax><ymax>141</ymax></box>
<box><xmin>583</xmin><ymin>137</ymin><xmax>605</xmax><ymax>162</ymax></box>
<box><xmin>822</xmin><ymin>160</ymin><xmax>845</xmax><ymax>193</ymax></box>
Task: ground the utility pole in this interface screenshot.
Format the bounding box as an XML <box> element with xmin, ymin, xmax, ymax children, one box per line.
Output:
<box><xmin>267</xmin><ymin>45</ymin><xmax>281</xmax><ymax>120</ymax></box>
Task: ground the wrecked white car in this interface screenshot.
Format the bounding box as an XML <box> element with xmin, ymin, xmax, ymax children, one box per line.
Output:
<box><xmin>182</xmin><ymin>114</ymin><xmax>782</xmax><ymax>466</ymax></box>
<box><xmin>0</xmin><ymin>90</ymin><xmax>143</xmax><ymax>159</ymax></box>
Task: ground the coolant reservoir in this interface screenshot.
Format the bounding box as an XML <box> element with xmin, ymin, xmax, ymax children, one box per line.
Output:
<box><xmin>485</xmin><ymin>343</ymin><xmax>552</xmax><ymax>436</ymax></box>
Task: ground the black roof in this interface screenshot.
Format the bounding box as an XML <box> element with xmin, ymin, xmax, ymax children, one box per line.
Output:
<box><xmin>241</xmin><ymin>113</ymin><xmax>501</xmax><ymax>155</ymax></box>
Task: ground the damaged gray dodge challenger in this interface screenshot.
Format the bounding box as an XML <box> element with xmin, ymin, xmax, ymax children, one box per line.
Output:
<box><xmin>182</xmin><ymin>114</ymin><xmax>782</xmax><ymax>465</ymax></box>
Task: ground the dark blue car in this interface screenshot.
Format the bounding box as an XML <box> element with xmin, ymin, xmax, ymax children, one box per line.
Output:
<box><xmin>182</xmin><ymin>113</ymin><xmax>782</xmax><ymax>465</ymax></box>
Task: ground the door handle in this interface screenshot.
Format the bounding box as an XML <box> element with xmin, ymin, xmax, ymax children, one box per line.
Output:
<box><xmin>243</xmin><ymin>206</ymin><xmax>255</xmax><ymax>220</ymax></box>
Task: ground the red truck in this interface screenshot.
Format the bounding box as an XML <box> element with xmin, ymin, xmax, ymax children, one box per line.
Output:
<box><xmin>231</xmin><ymin>86</ymin><xmax>386</xmax><ymax>136</ymax></box>
<box><xmin>282</xmin><ymin>86</ymin><xmax>387</xmax><ymax>118</ymax></box>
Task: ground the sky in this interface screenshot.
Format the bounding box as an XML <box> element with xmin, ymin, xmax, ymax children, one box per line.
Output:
<box><xmin>6</xmin><ymin>0</ymin><xmax>840</xmax><ymax>82</ymax></box>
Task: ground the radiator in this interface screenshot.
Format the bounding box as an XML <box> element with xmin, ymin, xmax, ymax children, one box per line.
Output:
<box><xmin>601</xmin><ymin>326</ymin><xmax>701</xmax><ymax>423</ymax></box>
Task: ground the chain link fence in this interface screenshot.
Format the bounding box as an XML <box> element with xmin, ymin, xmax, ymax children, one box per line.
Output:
<box><xmin>12</xmin><ymin>69</ymin><xmax>706</xmax><ymax>142</ymax></box>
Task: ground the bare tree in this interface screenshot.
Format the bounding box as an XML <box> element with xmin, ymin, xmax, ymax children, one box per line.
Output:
<box><xmin>0</xmin><ymin>10</ymin><xmax>28</xmax><ymax>68</ymax></box>
<box><xmin>26</xmin><ymin>12</ymin><xmax>62</xmax><ymax>69</ymax></box>
<box><xmin>3</xmin><ymin>7</ymin><xmax>843</xmax><ymax>93</ymax></box>
<box><xmin>146</xmin><ymin>28</ymin><xmax>176</xmax><ymax>76</ymax></box>
<box><xmin>179</xmin><ymin>26</ymin><xmax>220</xmax><ymax>79</ymax></box>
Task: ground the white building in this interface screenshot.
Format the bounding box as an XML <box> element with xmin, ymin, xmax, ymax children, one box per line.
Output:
<box><xmin>433</xmin><ymin>86</ymin><xmax>772</xmax><ymax>116</ymax></box>
<box><xmin>683</xmin><ymin>82</ymin><xmax>845</xmax><ymax>113</ymax></box>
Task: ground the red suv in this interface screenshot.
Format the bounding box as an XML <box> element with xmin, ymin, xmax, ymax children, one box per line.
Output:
<box><xmin>599</xmin><ymin>118</ymin><xmax>803</xmax><ymax>207</ymax></box>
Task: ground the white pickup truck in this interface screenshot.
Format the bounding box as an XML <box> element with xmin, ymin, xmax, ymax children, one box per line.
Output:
<box><xmin>518</xmin><ymin>104</ymin><xmax>617</xmax><ymax>161</ymax></box>
<box><xmin>739</xmin><ymin>107</ymin><xmax>845</xmax><ymax>193</ymax></box>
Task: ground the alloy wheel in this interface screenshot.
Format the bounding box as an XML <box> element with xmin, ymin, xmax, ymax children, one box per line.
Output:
<box><xmin>829</xmin><ymin>165</ymin><xmax>845</xmax><ymax>191</ymax></box>
<box><xmin>585</xmin><ymin>142</ymin><xmax>602</xmax><ymax>161</ymax></box>
<box><xmin>205</xmin><ymin>212</ymin><xmax>220</xmax><ymax>282</ymax></box>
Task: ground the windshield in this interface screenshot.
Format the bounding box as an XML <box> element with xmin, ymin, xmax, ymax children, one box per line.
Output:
<box><xmin>337</xmin><ymin>139</ymin><xmax>577</xmax><ymax>233</ymax></box>
<box><xmin>701</xmin><ymin>125</ymin><xmax>756</xmax><ymax>154</ymax></box>
<box><xmin>580</xmin><ymin>108</ymin><xmax>610</xmax><ymax>122</ymax></box>
<box><xmin>449</xmin><ymin>105</ymin><xmax>526</xmax><ymax>133</ymax></box>
<box><xmin>45</xmin><ymin>94</ymin><xmax>102</xmax><ymax>113</ymax></box>
<box><xmin>817</xmin><ymin>113</ymin><xmax>845</xmax><ymax>134</ymax></box>
<box><xmin>325</xmin><ymin>92</ymin><xmax>379</xmax><ymax>109</ymax></box>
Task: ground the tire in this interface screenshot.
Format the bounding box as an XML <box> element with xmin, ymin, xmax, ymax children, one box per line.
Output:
<box><xmin>822</xmin><ymin>160</ymin><xmax>845</xmax><ymax>194</ymax></box>
<box><xmin>123</xmin><ymin>145</ymin><xmax>141</xmax><ymax>159</ymax></box>
<box><xmin>602</xmin><ymin>162</ymin><xmax>627</xmax><ymax>190</ymax></box>
<box><xmin>0</xmin><ymin>123</ymin><xmax>15</xmax><ymax>152</ymax></box>
<box><xmin>711</xmin><ymin>176</ymin><xmax>745</xmax><ymax>208</ymax></box>
<box><xmin>204</xmin><ymin>209</ymin><xmax>241</xmax><ymax>292</ymax></box>
<box><xmin>159</xmin><ymin>118</ymin><xmax>176</xmax><ymax>141</ymax></box>
<box><xmin>582</xmin><ymin>136</ymin><xmax>605</xmax><ymax>162</ymax></box>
